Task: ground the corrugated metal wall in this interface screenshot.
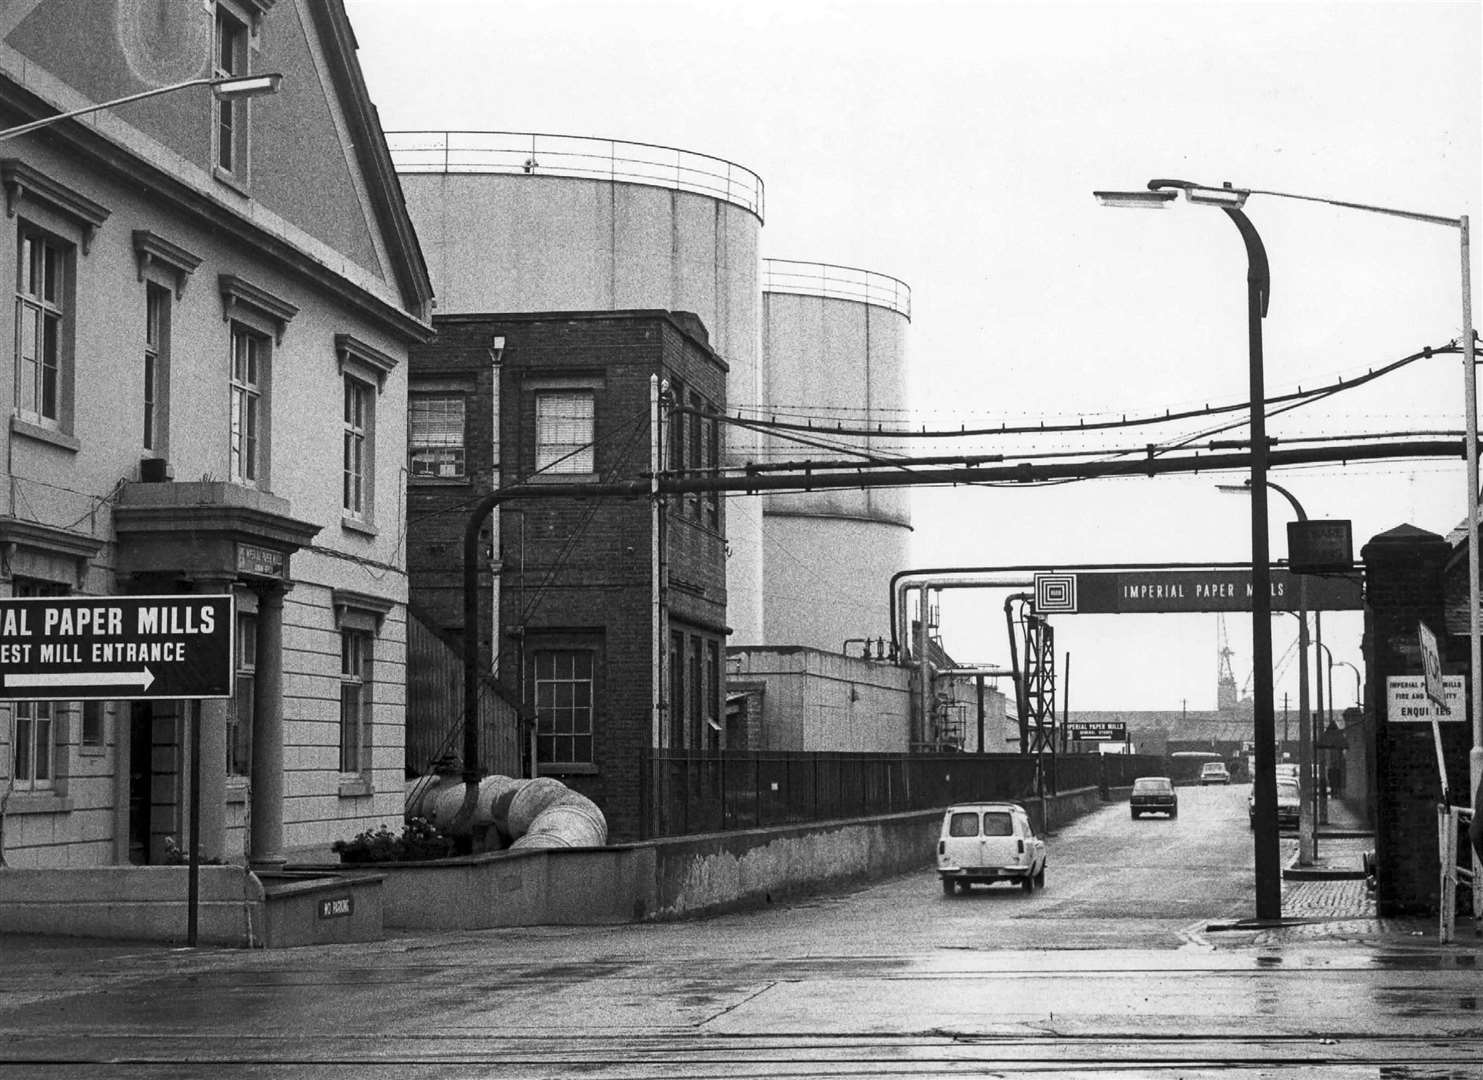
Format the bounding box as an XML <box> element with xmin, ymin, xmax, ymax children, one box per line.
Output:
<box><xmin>406</xmin><ymin>612</ymin><xmax>525</xmax><ymax>781</ymax></box>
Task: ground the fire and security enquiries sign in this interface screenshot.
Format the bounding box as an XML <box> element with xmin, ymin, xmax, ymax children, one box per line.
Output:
<box><xmin>1385</xmin><ymin>675</ymin><xmax>1465</xmax><ymax>723</ymax></box>
<box><xmin>0</xmin><ymin>595</ymin><xmax>233</xmax><ymax>700</ymax></box>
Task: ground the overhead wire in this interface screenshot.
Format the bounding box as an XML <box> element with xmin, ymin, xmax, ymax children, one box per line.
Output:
<box><xmin>714</xmin><ymin>342</ymin><xmax>1454</xmax><ymax>440</ymax></box>
<box><xmin>677</xmin><ymin>339</ymin><xmax>1466</xmax><ymax>493</ymax></box>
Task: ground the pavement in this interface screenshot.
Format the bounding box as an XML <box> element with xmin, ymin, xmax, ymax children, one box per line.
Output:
<box><xmin>1205</xmin><ymin>794</ymin><xmax>1482</xmax><ymax>946</ymax></box>
<box><xmin>1</xmin><ymin>796</ymin><xmax>1476</xmax><ymax>958</ymax></box>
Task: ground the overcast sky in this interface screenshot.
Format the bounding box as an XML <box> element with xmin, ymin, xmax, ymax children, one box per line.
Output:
<box><xmin>345</xmin><ymin>0</ymin><xmax>1481</xmax><ymax>713</ymax></box>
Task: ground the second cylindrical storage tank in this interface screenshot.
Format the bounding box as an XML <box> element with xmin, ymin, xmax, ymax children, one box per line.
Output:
<box><xmin>760</xmin><ymin>260</ymin><xmax>912</xmax><ymax>652</ymax></box>
<box><xmin>390</xmin><ymin>131</ymin><xmax>767</xmax><ymax>645</ymax></box>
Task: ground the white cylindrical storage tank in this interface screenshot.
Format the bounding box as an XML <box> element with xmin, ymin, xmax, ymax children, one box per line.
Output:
<box><xmin>760</xmin><ymin>260</ymin><xmax>912</xmax><ymax>652</ymax></box>
<box><xmin>389</xmin><ymin>131</ymin><xmax>767</xmax><ymax>645</ymax></box>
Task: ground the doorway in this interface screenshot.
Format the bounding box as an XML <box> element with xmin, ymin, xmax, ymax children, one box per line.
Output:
<box><xmin>127</xmin><ymin>701</ymin><xmax>182</xmax><ymax>864</ymax></box>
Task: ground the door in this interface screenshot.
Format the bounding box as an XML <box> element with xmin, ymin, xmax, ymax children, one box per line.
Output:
<box><xmin>943</xmin><ymin>809</ymin><xmax>982</xmax><ymax>868</ymax></box>
<box><xmin>979</xmin><ymin>809</ymin><xmax>1017</xmax><ymax>867</ymax></box>
<box><xmin>127</xmin><ymin>702</ymin><xmax>153</xmax><ymax>864</ymax></box>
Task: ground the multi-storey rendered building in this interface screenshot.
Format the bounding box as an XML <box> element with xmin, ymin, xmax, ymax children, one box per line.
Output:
<box><xmin>0</xmin><ymin>0</ymin><xmax>431</xmax><ymax>868</ymax></box>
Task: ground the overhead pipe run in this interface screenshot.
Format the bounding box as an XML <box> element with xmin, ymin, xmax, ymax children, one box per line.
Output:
<box><xmin>449</xmin><ymin>438</ymin><xmax>1467</xmax><ymax>829</ymax></box>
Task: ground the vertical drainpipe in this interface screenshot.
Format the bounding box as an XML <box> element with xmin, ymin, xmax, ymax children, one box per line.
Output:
<box><xmin>916</xmin><ymin>583</ymin><xmax>930</xmax><ymax>749</ymax></box>
<box><xmin>489</xmin><ymin>338</ymin><xmax>504</xmax><ymax>772</ymax></box>
<box><xmin>651</xmin><ymin>375</ymin><xmax>663</xmax><ymax>754</ymax></box>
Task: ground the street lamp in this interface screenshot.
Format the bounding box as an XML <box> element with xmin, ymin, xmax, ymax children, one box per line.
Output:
<box><xmin>0</xmin><ymin>73</ymin><xmax>284</xmax><ymax>142</ymax></box>
<box><xmin>1185</xmin><ymin>180</ymin><xmax>1477</xmax><ymax>912</ymax></box>
<box><xmin>1315</xmin><ymin>640</ymin><xmax>1335</xmax><ymax>825</ymax></box>
<box><xmin>1334</xmin><ymin>659</ymin><xmax>1363</xmax><ymax>709</ymax></box>
<box><xmin>1217</xmin><ymin>476</ymin><xmax>1318</xmax><ymax>865</ymax></box>
<box><xmin>1098</xmin><ymin>178</ymin><xmax>1281</xmax><ymax>921</ymax></box>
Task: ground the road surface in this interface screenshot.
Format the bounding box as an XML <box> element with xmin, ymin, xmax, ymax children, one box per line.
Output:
<box><xmin>2</xmin><ymin>784</ymin><xmax>1478</xmax><ymax>1077</ymax></box>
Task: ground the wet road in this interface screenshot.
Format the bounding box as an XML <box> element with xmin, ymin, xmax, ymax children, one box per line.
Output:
<box><xmin>3</xmin><ymin>784</ymin><xmax>1481</xmax><ymax>1078</ymax></box>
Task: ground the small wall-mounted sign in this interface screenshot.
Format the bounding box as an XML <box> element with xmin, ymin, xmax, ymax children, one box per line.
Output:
<box><xmin>1386</xmin><ymin>675</ymin><xmax>1464</xmax><ymax>722</ymax></box>
<box><xmin>1287</xmin><ymin>520</ymin><xmax>1354</xmax><ymax>574</ymax></box>
<box><xmin>317</xmin><ymin>895</ymin><xmax>354</xmax><ymax>920</ymax></box>
<box><xmin>1068</xmin><ymin>722</ymin><xmax>1127</xmax><ymax>741</ymax></box>
<box><xmin>236</xmin><ymin>542</ymin><xmax>286</xmax><ymax>579</ymax></box>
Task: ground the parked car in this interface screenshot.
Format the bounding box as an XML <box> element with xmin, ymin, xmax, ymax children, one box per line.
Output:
<box><xmin>1130</xmin><ymin>776</ymin><xmax>1178</xmax><ymax>819</ymax></box>
<box><xmin>1199</xmin><ymin>762</ymin><xmax>1231</xmax><ymax>785</ymax></box>
<box><xmin>937</xmin><ymin>802</ymin><xmax>1047</xmax><ymax>895</ymax></box>
<box><xmin>1275</xmin><ymin>763</ymin><xmax>1300</xmax><ymax>782</ymax></box>
<box><xmin>1250</xmin><ymin>778</ymin><xmax>1301</xmax><ymax>830</ymax></box>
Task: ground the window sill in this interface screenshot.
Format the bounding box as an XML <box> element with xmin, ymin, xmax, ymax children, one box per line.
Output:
<box><xmin>338</xmin><ymin>777</ymin><xmax>373</xmax><ymax>798</ymax></box>
<box><xmin>213</xmin><ymin>165</ymin><xmax>251</xmax><ymax>197</ymax></box>
<box><xmin>536</xmin><ymin>762</ymin><xmax>598</xmax><ymax>777</ymax></box>
<box><xmin>79</xmin><ymin>744</ymin><xmax>106</xmax><ymax>757</ymax></box>
<box><xmin>341</xmin><ymin>516</ymin><xmax>379</xmax><ymax>538</ymax></box>
<box><xmin>408</xmin><ymin>475</ymin><xmax>469</xmax><ymax>486</ymax></box>
<box><xmin>226</xmin><ymin>781</ymin><xmax>248</xmax><ymax>804</ymax></box>
<box><xmin>11</xmin><ymin>416</ymin><xmax>80</xmax><ymax>453</ymax></box>
<box><xmin>530</xmin><ymin>473</ymin><xmax>599</xmax><ymax>485</ymax></box>
<box><xmin>5</xmin><ymin>792</ymin><xmax>73</xmax><ymax>815</ymax></box>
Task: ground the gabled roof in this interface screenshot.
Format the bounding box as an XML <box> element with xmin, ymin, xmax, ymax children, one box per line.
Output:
<box><xmin>1368</xmin><ymin>522</ymin><xmax>1445</xmax><ymax>545</ymax></box>
<box><xmin>307</xmin><ymin>1</ymin><xmax>433</xmax><ymax>325</ymax></box>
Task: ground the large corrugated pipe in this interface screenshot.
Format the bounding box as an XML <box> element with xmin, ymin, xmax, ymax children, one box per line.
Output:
<box><xmin>405</xmin><ymin>774</ymin><xmax>607</xmax><ymax>850</ymax></box>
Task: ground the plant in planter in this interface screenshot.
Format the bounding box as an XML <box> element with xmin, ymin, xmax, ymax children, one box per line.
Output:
<box><xmin>332</xmin><ymin>817</ymin><xmax>455</xmax><ymax>863</ymax></box>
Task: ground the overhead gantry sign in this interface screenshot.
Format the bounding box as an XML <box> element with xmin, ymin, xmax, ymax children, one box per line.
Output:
<box><xmin>0</xmin><ymin>595</ymin><xmax>233</xmax><ymax>700</ymax></box>
<box><xmin>1032</xmin><ymin>568</ymin><xmax>1363</xmax><ymax>614</ymax></box>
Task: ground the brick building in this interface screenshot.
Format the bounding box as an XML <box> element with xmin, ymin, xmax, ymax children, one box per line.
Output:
<box><xmin>408</xmin><ymin>310</ymin><xmax>729</xmax><ymax>840</ymax></box>
<box><xmin>1363</xmin><ymin>523</ymin><xmax>1473</xmax><ymax>916</ymax></box>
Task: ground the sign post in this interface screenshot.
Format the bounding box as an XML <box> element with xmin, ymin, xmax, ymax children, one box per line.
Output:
<box><xmin>1418</xmin><ymin>622</ymin><xmax>1450</xmax><ymax>804</ymax></box>
<box><xmin>0</xmin><ymin>594</ymin><xmax>234</xmax><ymax>946</ymax></box>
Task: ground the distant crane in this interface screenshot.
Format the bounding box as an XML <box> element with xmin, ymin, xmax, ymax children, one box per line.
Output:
<box><xmin>1217</xmin><ymin>614</ymin><xmax>1239</xmax><ymax>713</ymax></box>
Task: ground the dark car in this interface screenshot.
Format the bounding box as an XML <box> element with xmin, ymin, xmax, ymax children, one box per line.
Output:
<box><xmin>1130</xmin><ymin>776</ymin><xmax>1178</xmax><ymax>819</ymax></box>
<box><xmin>1249</xmin><ymin>778</ymin><xmax>1300</xmax><ymax>830</ymax></box>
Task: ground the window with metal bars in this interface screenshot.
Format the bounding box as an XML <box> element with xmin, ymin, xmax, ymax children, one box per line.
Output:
<box><xmin>409</xmin><ymin>395</ymin><xmax>465</xmax><ymax>478</ymax></box>
<box><xmin>535</xmin><ymin>390</ymin><xmax>594</xmax><ymax>474</ymax></box>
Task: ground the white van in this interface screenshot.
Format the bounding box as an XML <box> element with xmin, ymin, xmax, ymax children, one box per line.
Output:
<box><xmin>936</xmin><ymin>801</ymin><xmax>1047</xmax><ymax>895</ymax></box>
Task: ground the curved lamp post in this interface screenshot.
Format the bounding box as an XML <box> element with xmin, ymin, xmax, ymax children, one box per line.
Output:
<box><xmin>1097</xmin><ymin>178</ymin><xmax>1281</xmax><ymax>920</ymax></box>
<box><xmin>1218</xmin><ymin>477</ymin><xmax>1319</xmax><ymax>865</ymax></box>
<box><xmin>0</xmin><ymin>73</ymin><xmax>284</xmax><ymax>142</ymax></box>
<box><xmin>1315</xmin><ymin>640</ymin><xmax>1335</xmax><ymax>825</ymax></box>
<box><xmin>1334</xmin><ymin>659</ymin><xmax>1363</xmax><ymax>708</ymax></box>
<box><xmin>1207</xmin><ymin>182</ymin><xmax>1476</xmax><ymax>912</ymax></box>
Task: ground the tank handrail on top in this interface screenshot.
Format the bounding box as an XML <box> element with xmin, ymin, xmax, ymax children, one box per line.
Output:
<box><xmin>385</xmin><ymin>130</ymin><xmax>765</xmax><ymax>222</ymax></box>
<box><xmin>763</xmin><ymin>257</ymin><xmax>912</xmax><ymax>321</ymax></box>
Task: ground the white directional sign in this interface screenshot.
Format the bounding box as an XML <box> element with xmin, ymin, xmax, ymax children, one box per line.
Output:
<box><xmin>0</xmin><ymin>595</ymin><xmax>233</xmax><ymax>700</ymax></box>
<box><xmin>1386</xmin><ymin>675</ymin><xmax>1465</xmax><ymax>723</ymax></box>
<box><xmin>1068</xmin><ymin>722</ymin><xmax>1127</xmax><ymax>741</ymax></box>
<box><xmin>1418</xmin><ymin>621</ymin><xmax>1446</xmax><ymax>707</ymax></box>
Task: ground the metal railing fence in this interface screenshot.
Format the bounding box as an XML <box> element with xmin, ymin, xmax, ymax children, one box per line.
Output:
<box><xmin>762</xmin><ymin>258</ymin><xmax>912</xmax><ymax>320</ymax></box>
<box><xmin>386</xmin><ymin>130</ymin><xmax>765</xmax><ymax>221</ymax></box>
<box><xmin>642</xmin><ymin>750</ymin><xmax>1166</xmax><ymax>839</ymax></box>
